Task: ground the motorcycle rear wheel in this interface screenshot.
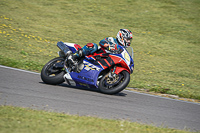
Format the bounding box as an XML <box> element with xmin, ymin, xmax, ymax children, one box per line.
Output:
<box><xmin>99</xmin><ymin>70</ymin><xmax>130</xmax><ymax>95</ymax></box>
<box><xmin>41</xmin><ymin>57</ymin><xmax>65</xmax><ymax>85</ymax></box>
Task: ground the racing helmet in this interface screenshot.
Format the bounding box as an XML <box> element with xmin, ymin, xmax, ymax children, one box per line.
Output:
<box><xmin>116</xmin><ymin>29</ymin><xmax>133</xmax><ymax>47</ymax></box>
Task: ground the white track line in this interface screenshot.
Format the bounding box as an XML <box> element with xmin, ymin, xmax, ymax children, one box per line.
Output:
<box><xmin>0</xmin><ymin>65</ymin><xmax>199</xmax><ymax>105</ymax></box>
<box><xmin>0</xmin><ymin>65</ymin><xmax>40</xmax><ymax>75</ymax></box>
<box><xmin>124</xmin><ymin>89</ymin><xmax>200</xmax><ymax>105</ymax></box>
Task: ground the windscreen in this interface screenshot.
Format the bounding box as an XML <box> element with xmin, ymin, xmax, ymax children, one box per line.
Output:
<box><xmin>126</xmin><ymin>47</ymin><xmax>134</xmax><ymax>59</ymax></box>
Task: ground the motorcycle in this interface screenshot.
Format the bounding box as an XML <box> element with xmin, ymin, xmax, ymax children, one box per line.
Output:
<box><xmin>41</xmin><ymin>41</ymin><xmax>134</xmax><ymax>94</ymax></box>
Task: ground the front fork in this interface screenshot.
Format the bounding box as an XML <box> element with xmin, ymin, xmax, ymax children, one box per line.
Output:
<box><xmin>109</xmin><ymin>66</ymin><xmax>117</xmax><ymax>78</ymax></box>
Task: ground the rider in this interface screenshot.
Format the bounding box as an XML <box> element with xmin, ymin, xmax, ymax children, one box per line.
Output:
<box><xmin>68</xmin><ymin>29</ymin><xmax>133</xmax><ymax>64</ymax></box>
<box><xmin>99</xmin><ymin>29</ymin><xmax>133</xmax><ymax>54</ymax></box>
<box><xmin>68</xmin><ymin>42</ymin><xmax>98</xmax><ymax>63</ymax></box>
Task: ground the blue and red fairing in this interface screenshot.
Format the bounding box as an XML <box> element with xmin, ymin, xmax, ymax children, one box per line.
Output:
<box><xmin>63</xmin><ymin>43</ymin><xmax>134</xmax><ymax>88</ymax></box>
<box><xmin>69</xmin><ymin>59</ymin><xmax>103</xmax><ymax>88</ymax></box>
<box><xmin>86</xmin><ymin>45</ymin><xmax>134</xmax><ymax>74</ymax></box>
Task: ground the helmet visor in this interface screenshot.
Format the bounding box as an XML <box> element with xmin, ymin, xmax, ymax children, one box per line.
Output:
<box><xmin>125</xmin><ymin>38</ymin><xmax>132</xmax><ymax>46</ymax></box>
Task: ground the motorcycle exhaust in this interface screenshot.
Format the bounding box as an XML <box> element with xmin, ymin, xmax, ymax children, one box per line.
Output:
<box><xmin>57</xmin><ymin>41</ymin><xmax>72</xmax><ymax>57</ymax></box>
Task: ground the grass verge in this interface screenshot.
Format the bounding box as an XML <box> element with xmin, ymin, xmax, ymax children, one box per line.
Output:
<box><xmin>0</xmin><ymin>106</ymin><xmax>194</xmax><ymax>133</ymax></box>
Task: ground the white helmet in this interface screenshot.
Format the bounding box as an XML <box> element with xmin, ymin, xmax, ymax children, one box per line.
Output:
<box><xmin>116</xmin><ymin>29</ymin><xmax>133</xmax><ymax>47</ymax></box>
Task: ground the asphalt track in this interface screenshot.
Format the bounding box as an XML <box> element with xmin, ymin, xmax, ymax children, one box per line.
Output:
<box><xmin>0</xmin><ymin>65</ymin><xmax>200</xmax><ymax>131</ymax></box>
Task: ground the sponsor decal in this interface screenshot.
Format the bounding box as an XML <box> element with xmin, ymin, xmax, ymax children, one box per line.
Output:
<box><xmin>124</xmin><ymin>52</ymin><xmax>130</xmax><ymax>62</ymax></box>
<box><xmin>78</xmin><ymin>75</ymin><xmax>94</xmax><ymax>82</ymax></box>
<box><xmin>83</xmin><ymin>61</ymin><xmax>101</xmax><ymax>71</ymax></box>
<box><xmin>78</xmin><ymin>83</ymin><xmax>90</xmax><ymax>88</ymax></box>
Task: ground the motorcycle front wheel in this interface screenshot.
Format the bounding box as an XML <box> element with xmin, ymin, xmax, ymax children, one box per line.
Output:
<box><xmin>41</xmin><ymin>57</ymin><xmax>65</xmax><ymax>85</ymax></box>
<box><xmin>99</xmin><ymin>70</ymin><xmax>130</xmax><ymax>95</ymax></box>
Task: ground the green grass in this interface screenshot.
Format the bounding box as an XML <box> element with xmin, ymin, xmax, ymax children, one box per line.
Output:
<box><xmin>0</xmin><ymin>0</ymin><xmax>200</xmax><ymax>100</ymax></box>
<box><xmin>0</xmin><ymin>106</ymin><xmax>194</xmax><ymax>133</ymax></box>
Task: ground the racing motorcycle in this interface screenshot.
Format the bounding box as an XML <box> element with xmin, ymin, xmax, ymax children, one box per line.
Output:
<box><xmin>41</xmin><ymin>41</ymin><xmax>134</xmax><ymax>94</ymax></box>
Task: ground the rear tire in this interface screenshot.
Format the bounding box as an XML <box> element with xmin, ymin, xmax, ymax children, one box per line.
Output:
<box><xmin>41</xmin><ymin>57</ymin><xmax>65</xmax><ymax>85</ymax></box>
<box><xmin>99</xmin><ymin>71</ymin><xmax>130</xmax><ymax>95</ymax></box>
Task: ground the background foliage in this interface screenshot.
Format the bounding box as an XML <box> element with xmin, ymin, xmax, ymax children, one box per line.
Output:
<box><xmin>0</xmin><ymin>0</ymin><xmax>199</xmax><ymax>99</ymax></box>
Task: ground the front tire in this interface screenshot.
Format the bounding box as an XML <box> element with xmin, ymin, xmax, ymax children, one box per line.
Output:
<box><xmin>41</xmin><ymin>57</ymin><xmax>65</xmax><ymax>85</ymax></box>
<box><xmin>99</xmin><ymin>70</ymin><xmax>130</xmax><ymax>94</ymax></box>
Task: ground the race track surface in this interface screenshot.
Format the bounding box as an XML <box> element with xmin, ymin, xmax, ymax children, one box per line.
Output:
<box><xmin>0</xmin><ymin>65</ymin><xmax>199</xmax><ymax>131</ymax></box>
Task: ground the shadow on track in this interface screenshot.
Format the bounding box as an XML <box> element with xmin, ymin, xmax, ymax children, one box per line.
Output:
<box><xmin>39</xmin><ymin>82</ymin><xmax>127</xmax><ymax>97</ymax></box>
